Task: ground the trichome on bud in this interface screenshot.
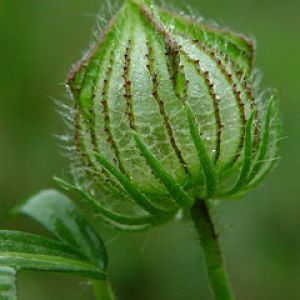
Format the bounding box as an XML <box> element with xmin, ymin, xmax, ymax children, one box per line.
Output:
<box><xmin>62</xmin><ymin>0</ymin><xmax>280</xmax><ymax>230</ymax></box>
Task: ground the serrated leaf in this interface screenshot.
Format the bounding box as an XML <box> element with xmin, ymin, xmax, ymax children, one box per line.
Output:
<box><xmin>0</xmin><ymin>231</ymin><xmax>105</xmax><ymax>280</ymax></box>
<box><xmin>0</xmin><ymin>266</ymin><xmax>17</xmax><ymax>300</ymax></box>
<box><xmin>17</xmin><ymin>190</ymin><xmax>107</xmax><ymax>270</ymax></box>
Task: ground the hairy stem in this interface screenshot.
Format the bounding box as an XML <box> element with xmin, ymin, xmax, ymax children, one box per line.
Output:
<box><xmin>92</xmin><ymin>280</ymin><xmax>115</xmax><ymax>300</ymax></box>
<box><xmin>191</xmin><ymin>200</ymin><xmax>234</xmax><ymax>300</ymax></box>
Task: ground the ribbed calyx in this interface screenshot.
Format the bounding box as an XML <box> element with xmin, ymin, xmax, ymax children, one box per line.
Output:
<box><xmin>65</xmin><ymin>0</ymin><xmax>280</xmax><ymax>230</ymax></box>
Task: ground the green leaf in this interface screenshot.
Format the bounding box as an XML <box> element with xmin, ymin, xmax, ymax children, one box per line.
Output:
<box><xmin>0</xmin><ymin>266</ymin><xmax>17</xmax><ymax>300</ymax></box>
<box><xmin>17</xmin><ymin>190</ymin><xmax>107</xmax><ymax>270</ymax></box>
<box><xmin>0</xmin><ymin>231</ymin><xmax>105</xmax><ymax>280</ymax></box>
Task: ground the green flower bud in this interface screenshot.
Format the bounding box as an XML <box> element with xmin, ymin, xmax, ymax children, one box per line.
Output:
<box><xmin>64</xmin><ymin>0</ymin><xmax>280</xmax><ymax>230</ymax></box>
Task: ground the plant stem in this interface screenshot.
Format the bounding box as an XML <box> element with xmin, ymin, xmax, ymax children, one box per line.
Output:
<box><xmin>191</xmin><ymin>200</ymin><xmax>234</xmax><ymax>300</ymax></box>
<box><xmin>92</xmin><ymin>280</ymin><xmax>115</xmax><ymax>300</ymax></box>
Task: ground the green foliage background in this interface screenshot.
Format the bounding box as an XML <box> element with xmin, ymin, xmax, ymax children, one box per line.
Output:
<box><xmin>1</xmin><ymin>0</ymin><xmax>299</xmax><ymax>299</ymax></box>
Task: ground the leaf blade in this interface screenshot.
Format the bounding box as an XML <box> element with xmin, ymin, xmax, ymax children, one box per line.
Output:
<box><xmin>17</xmin><ymin>190</ymin><xmax>107</xmax><ymax>270</ymax></box>
<box><xmin>0</xmin><ymin>231</ymin><xmax>105</xmax><ymax>280</ymax></box>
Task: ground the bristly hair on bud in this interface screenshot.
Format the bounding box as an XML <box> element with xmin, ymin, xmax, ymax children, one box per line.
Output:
<box><xmin>58</xmin><ymin>0</ymin><xmax>281</xmax><ymax>231</ymax></box>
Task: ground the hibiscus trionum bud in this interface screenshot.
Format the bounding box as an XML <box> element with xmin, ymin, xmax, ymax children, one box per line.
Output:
<box><xmin>65</xmin><ymin>0</ymin><xmax>280</xmax><ymax>230</ymax></box>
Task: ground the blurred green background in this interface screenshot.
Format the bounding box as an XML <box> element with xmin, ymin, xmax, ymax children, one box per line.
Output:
<box><xmin>1</xmin><ymin>0</ymin><xmax>299</xmax><ymax>299</ymax></box>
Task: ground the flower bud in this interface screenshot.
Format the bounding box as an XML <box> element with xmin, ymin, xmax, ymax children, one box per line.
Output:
<box><xmin>65</xmin><ymin>0</ymin><xmax>280</xmax><ymax>230</ymax></box>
